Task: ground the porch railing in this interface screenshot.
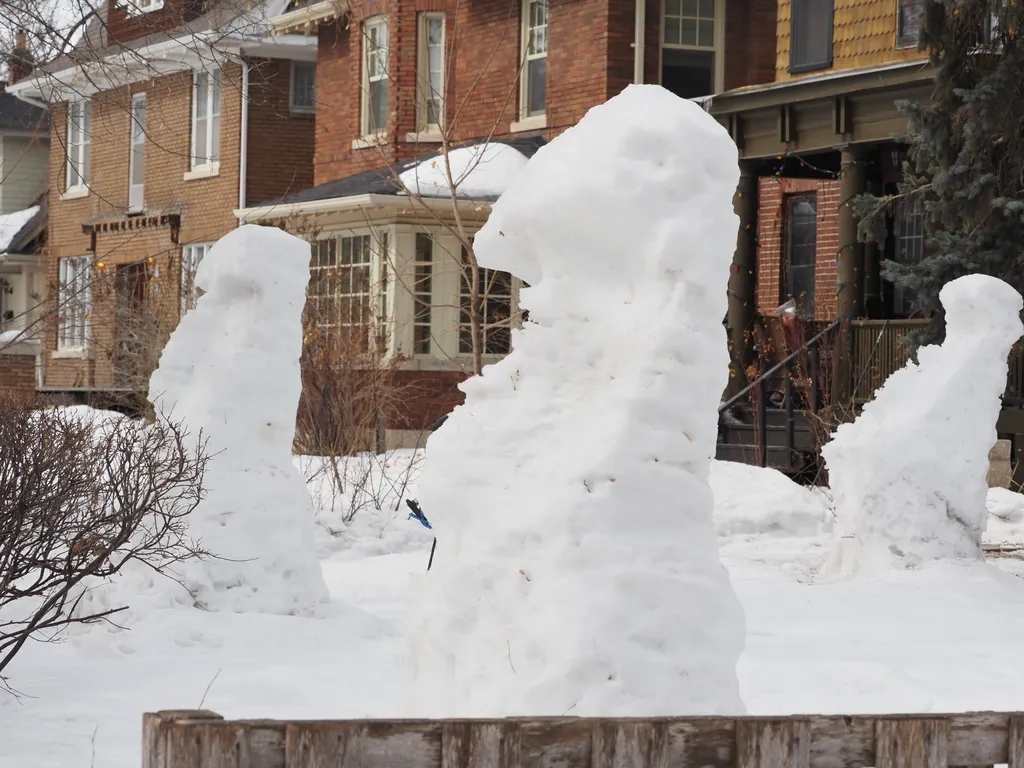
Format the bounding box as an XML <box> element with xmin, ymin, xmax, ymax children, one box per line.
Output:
<box><xmin>850</xmin><ymin>319</ymin><xmax>1024</xmax><ymax>405</ymax></box>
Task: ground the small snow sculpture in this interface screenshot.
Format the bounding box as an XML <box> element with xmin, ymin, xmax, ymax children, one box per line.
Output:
<box><xmin>149</xmin><ymin>225</ymin><xmax>328</xmax><ymax>614</ymax></box>
<box><xmin>824</xmin><ymin>274</ymin><xmax>1023</xmax><ymax>574</ymax></box>
<box><xmin>403</xmin><ymin>85</ymin><xmax>746</xmax><ymax>717</ymax></box>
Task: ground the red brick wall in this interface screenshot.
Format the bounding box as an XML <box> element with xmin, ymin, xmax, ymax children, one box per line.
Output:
<box><xmin>106</xmin><ymin>0</ymin><xmax>205</xmax><ymax>46</ymax></box>
<box><xmin>313</xmin><ymin>0</ymin><xmax>617</xmax><ymax>185</ymax></box>
<box><xmin>245</xmin><ymin>58</ymin><xmax>317</xmax><ymax>206</ymax></box>
<box><xmin>725</xmin><ymin>0</ymin><xmax>778</xmax><ymax>90</ymax></box>
<box><xmin>0</xmin><ymin>352</ymin><xmax>36</xmax><ymax>392</ymax></box>
<box><xmin>389</xmin><ymin>369</ymin><xmax>467</xmax><ymax>431</ymax></box>
<box><xmin>756</xmin><ymin>177</ymin><xmax>840</xmax><ymax>322</ymax></box>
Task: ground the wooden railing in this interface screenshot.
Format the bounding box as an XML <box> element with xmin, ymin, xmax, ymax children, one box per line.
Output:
<box><xmin>850</xmin><ymin>320</ymin><xmax>1024</xmax><ymax>405</ymax></box>
<box><xmin>142</xmin><ymin>709</ymin><xmax>1024</xmax><ymax>768</ymax></box>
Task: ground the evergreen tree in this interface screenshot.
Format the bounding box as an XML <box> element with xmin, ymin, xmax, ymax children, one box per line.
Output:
<box><xmin>854</xmin><ymin>0</ymin><xmax>1024</xmax><ymax>346</ymax></box>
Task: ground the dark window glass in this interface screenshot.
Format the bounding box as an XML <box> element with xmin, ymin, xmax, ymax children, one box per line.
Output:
<box><xmin>790</xmin><ymin>0</ymin><xmax>833</xmax><ymax>71</ymax></box>
<box><xmin>897</xmin><ymin>0</ymin><xmax>923</xmax><ymax>46</ymax></box>
<box><xmin>786</xmin><ymin>195</ymin><xmax>817</xmax><ymax>318</ymax></box>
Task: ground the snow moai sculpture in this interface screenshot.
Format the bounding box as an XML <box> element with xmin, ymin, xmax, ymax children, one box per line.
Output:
<box><xmin>149</xmin><ymin>224</ymin><xmax>328</xmax><ymax>614</ymax></box>
<box><xmin>403</xmin><ymin>85</ymin><xmax>746</xmax><ymax>717</ymax></box>
<box><xmin>823</xmin><ymin>274</ymin><xmax>1023</xmax><ymax>575</ymax></box>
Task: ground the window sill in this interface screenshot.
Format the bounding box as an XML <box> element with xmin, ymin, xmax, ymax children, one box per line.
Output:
<box><xmin>787</xmin><ymin>61</ymin><xmax>834</xmax><ymax>75</ymax></box>
<box><xmin>184</xmin><ymin>163</ymin><xmax>220</xmax><ymax>181</ymax></box>
<box><xmin>52</xmin><ymin>348</ymin><xmax>91</xmax><ymax>360</ymax></box>
<box><xmin>290</xmin><ymin>105</ymin><xmax>317</xmax><ymax>115</ymax></box>
<box><xmin>61</xmin><ymin>186</ymin><xmax>89</xmax><ymax>201</ymax></box>
<box><xmin>510</xmin><ymin>114</ymin><xmax>547</xmax><ymax>133</ymax></box>
<box><xmin>404</xmin><ymin>131</ymin><xmax>444</xmax><ymax>144</ymax></box>
<box><xmin>352</xmin><ymin>134</ymin><xmax>388</xmax><ymax>150</ymax></box>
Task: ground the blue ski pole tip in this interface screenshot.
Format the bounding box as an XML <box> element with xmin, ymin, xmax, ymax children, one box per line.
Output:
<box><xmin>405</xmin><ymin>498</ymin><xmax>432</xmax><ymax>530</ymax></box>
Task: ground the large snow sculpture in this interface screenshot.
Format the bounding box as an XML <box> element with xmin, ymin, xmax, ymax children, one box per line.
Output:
<box><xmin>824</xmin><ymin>274</ymin><xmax>1023</xmax><ymax>574</ymax></box>
<box><xmin>403</xmin><ymin>85</ymin><xmax>746</xmax><ymax>717</ymax></box>
<box><xmin>149</xmin><ymin>225</ymin><xmax>328</xmax><ymax>614</ymax></box>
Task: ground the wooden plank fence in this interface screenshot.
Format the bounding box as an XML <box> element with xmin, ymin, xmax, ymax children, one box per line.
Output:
<box><xmin>142</xmin><ymin>710</ymin><xmax>1024</xmax><ymax>768</ymax></box>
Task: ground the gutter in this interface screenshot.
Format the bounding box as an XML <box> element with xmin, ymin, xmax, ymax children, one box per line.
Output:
<box><xmin>239</xmin><ymin>60</ymin><xmax>250</xmax><ymax>212</ymax></box>
<box><xmin>270</xmin><ymin>0</ymin><xmax>349</xmax><ymax>35</ymax></box>
<box><xmin>633</xmin><ymin>0</ymin><xmax>645</xmax><ymax>85</ymax></box>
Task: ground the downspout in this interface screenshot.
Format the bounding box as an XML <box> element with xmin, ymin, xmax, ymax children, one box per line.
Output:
<box><xmin>238</xmin><ymin>59</ymin><xmax>250</xmax><ymax>215</ymax></box>
<box><xmin>634</xmin><ymin>0</ymin><xmax>646</xmax><ymax>84</ymax></box>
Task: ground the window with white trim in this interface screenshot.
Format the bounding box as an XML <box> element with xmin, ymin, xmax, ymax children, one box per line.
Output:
<box><xmin>65</xmin><ymin>100</ymin><xmax>91</xmax><ymax>191</ymax></box>
<box><xmin>460</xmin><ymin>244</ymin><xmax>514</xmax><ymax>355</ymax></box>
<box><xmin>291</xmin><ymin>62</ymin><xmax>316</xmax><ymax>112</ymax></box>
<box><xmin>661</xmin><ymin>0</ymin><xmax>720</xmax><ymax>99</ymax></box>
<box><xmin>362</xmin><ymin>18</ymin><xmax>389</xmax><ymax>136</ymax></box>
<box><xmin>182</xmin><ymin>243</ymin><xmax>214</xmax><ymax>314</ymax></box>
<box><xmin>892</xmin><ymin>201</ymin><xmax>924</xmax><ymax>317</ymax></box>
<box><xmin>58</xmin><ymin>256</ymin><xmax>90</xmax><ymax>350</ymax></box>
<box><xmin>128</xmin><ymin>93</ymin><xmax>146</xmax><ymax>212</ymax></box>
<box><xmin>520</xmin><ymin>0</ymin><xmax>547</xmax><ymax>119</ymax></box>
<box><xmin>191</xmin><ymin>68</ymin><xmax>222</xmax><ymax>170</ymax></box>
<box><xmin>413</xmin><ymin>233</ymin><xmax>434</xmax><ymax>355</ymax></box>
<box><xmin>309</xmin><ymin>233</ymin><xmax>389</xmax><ymax>351</ymax></box>
<box><xmin>417</xmin><ymin>13</ymin><xmax>445</xmax><ymax>132</ymax></box>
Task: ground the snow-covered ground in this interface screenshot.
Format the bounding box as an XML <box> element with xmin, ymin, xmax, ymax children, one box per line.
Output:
<box><xmin>4</xmin><ymin>456</ymin><xmax>1024</xmax><ymax>767</ymax></box>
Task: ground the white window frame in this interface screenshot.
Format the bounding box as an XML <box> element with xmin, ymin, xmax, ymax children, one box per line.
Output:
<box><xmin>390</xmin><ymin>226</ymin><xmax>524</xmax><ymax>364</ymax></box>
<box><xmin>658</xmin><ymin>0</ymin><xmax>726</xmax><ymax>95</ymax></box>
<box><xmin>117</xmin><ymin>0</ymin><xmax>165</xmax><ymax>15</ymax></box>
<box><xmin>417</xmin><ymin>13</ymin><xmax>446</xmax><ymax>133</ymax></box>
<box><xmin>519</xmin><ymin>0</ymin><xmax>548</xmax><ymax>121</ymax></box>
<box><xmin>57</xmin><ymin>256</ymin><xmax>91</xmax><ymax>351</ymax></box>
<box><xmin>128</xmin><ymin>93</ymin><xmax>146</xmax><ymax>213</ymax></box>
<box><xmin>65</xmin><ymin>100</ymin><xmax>91</xmax><ymax>194</ymax></box>
<box><xmin>361</xmin><ymin>17</ymin><xmax>390</xmax><ymax>138</ymax></box>
<box><xmin>309</xmin><ymin>230</ymin><xmax>392</xmax><ymax>353</ymax></box>
<box><xmin>190</xmin><ymin>68</ymin><xmax>222</xmax><ymax>173</ymax></box>
<box><xmin>412</xmin><ymin>232</ymin><xmax>436</xmax><ymax>355</ymax></box>
<box><xmin>181</xmin><ymin>243</ymin><xmax>214</xmax><ymax>315</ymax></box>
<box><xmin>290</xmin><ymin>61</ymin><xmax>317</xmax><ymax>113</ymax></box>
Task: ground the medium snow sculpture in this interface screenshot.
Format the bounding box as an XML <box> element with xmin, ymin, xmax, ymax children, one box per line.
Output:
<box><xmin>149</xmin><ymin>225</ymin><xmax>328</xmax><ymax>614</ymax></box>
<box><xmin>403</xmin><ymin>85</ymin><xmax>746</xmax><ymax>717</ymax></box>
<box><xmin>824</xmin><ymin>274</ymin><xmax>1023</xmax><ymax>574</ymax></box>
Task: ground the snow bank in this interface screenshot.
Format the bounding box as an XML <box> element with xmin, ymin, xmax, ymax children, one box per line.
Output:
<box><xmin>404</xmin><ymin>85</ymin><xmax>746</xmax><ymax>717</ymax></box>
<box><xmin>823</xmin><ymin>275</ymin><xmax>1023</xmax><ymax>574</ymax></box>
<box><xmin>711</xmin><ymin>460</ymin><xmax>831</xmax><ymax>539</ymax></box>
<box><xmin>148</xmin><ymin>225</ymin><xmax>327</xmax><ymax>614</ymax></box>
<box><xmin>398</xmin><ymin>143</ymin><xmax>529</xmax><ymax>199</ymax></box>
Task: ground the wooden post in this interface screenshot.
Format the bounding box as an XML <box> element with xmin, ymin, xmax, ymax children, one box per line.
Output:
<box><xmin>837</xmin><ymin>146</ymin><xmax>867</xmax><ymax>321</ymax></box>
<box><xmin>736</xmin><ymin>719</ymin><xmax>810</xmax><ymax>768</ymax></box>
<box><xmin>875</xmin><ymin>718</ymin><xmax>948</xmax><ymax>768</ymax></box>
<box><xmin>142</xmin><ymin>710</ymin><xmax>224</xmax><ymax>768</ymax></box>
<box><xmin>727</xmin><ymin>167</ymin><xmax>759</xmax><ymax>399</ymax></box>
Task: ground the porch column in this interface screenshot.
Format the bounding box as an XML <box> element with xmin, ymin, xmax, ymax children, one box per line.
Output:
<box><xmin>726</xmin><ymin>164</ymin><xmax>758</xmax><ymax>397</ymax></box>
<box><xmin>836</xmin><ymin>146</ymin><xmax>867</xmax><ymax>320</ymax></box>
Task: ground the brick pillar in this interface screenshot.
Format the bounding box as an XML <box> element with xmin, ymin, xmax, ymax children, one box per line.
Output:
<box><xmin>836</xmin><ymin>146</ymin><xmax>867</xmax><ymax>320</ymax></box>
<box><xmin>727</xmin><ymin>166</ymin><xmax>758</xmax><ymax>396</ymax></box>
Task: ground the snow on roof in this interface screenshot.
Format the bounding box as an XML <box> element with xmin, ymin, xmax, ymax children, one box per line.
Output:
<box><xmin>0</xmin><ymin>206</ymin><xmax>40</xmax><ymax>254</ymax></box>
<box><xmin>398</xmin><ymin>143</ymin><xmax>530</xmax><ymax>199</ymax></box>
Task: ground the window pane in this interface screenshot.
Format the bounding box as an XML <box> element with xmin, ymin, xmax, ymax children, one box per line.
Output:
<box><xmin>371</xmin><ymin>80</ymin><xmax>387</xmax><ymax>132</ymax></box>
<box><xmin>791</xmin><ymin>0</ymin><xmax>832</xmax><ymax>68</ymax></box>
<box><xmin>698</xmin><ymin>0</ymin><xmax>714</xmax><ymax>17</ymax></box>
<box><xmin>527</xmin><ymin>58</ymin><xmax>546</xmax><ymax>116</ymax></box>
<box><xmin>664</xmin><ymin>19</ymin><xmax>681</xmax><ymax>44</ymax></box>
<box><xmin>196</xmin><ymin>74</ymin><xmax>208</xmax><ymax>118</ymax></box>
<box><xmin>683</xmin><ymin>0</ymin><xmax>698</xmax><ymax>15</ymax></box>
<box><xmin>682</xmin><ymin>18</ymin><xmax>697</xmax><ymax>45</ymax></box>
<box><xmin>210</xmin><ymin>69</ymin><xmax>222</xmax><ymax>116</ymax></box>
<box><xmin>428</xmin><ymin>17</ymin><xmax>443</xmax><ymax>45</ymax></box>
<box><xmin>195</xmin><ymin>116</ymin><xmax>208</xmax><ymax>163</ymax></box>
<box><xmin>211</xmin><ymin>112</ymin><xmax>221</xmax><ymax>163</ymax></box>
<box><xmin>698</xmin><ymin>19</ymin><xmax>714</xmax><ymax>45</ymax></box>
<box><xmin>786</xmin><ymin>196</ymin><xmax>817</xmax><ymax>317</ymax></box>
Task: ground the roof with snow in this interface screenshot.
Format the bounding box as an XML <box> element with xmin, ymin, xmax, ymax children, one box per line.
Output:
<box><xmin>255</xmin><ymin>136</ymin><xmax>546</xmax><ymax>207</ymax></box>
<box><xmin>0</xmin><ymin>85</ymin><xmax>47</xmax><ymax>133</ymax></box>
<box><xmin>0</xmin><ymin>205</ymin><xmax>43</xmax><ymax>255</ymax></box>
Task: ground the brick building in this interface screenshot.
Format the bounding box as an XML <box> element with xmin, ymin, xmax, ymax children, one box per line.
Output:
<box><xmin>6</xmin><ymin>0</ymin><xmax>316</xmax><ymax>405</ymax></box>
<box><xmin>237</xmin><ymin>0</ymin><xmax>778</xmax><ymax>445</ymax></box>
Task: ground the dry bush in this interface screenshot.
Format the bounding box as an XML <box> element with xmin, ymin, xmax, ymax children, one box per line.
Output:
<box><xmin>0</xmin><ymin>395</ymin><xmax>208</xmax><ymax>687</ymax></box>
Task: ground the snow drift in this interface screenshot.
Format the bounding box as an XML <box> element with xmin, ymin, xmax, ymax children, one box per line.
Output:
<box><xmin>824</xmin><ymin>274</ymin><xmax>1023</xmax><ymax>574</ymax></box>
<box><xmin>149</xmin><ymin>225</ymin><xmax>327</xmax><ymax>614</ymax></box>
<box><xmin>404</xmin><ymin>85</ymin><xmax>746</xmax><ymax>717</ymax></box>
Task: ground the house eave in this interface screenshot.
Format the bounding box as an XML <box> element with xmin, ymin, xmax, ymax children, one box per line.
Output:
<box><xmin>236</xmin><ymin>193</ymin><xmax>493</xmax><ymax>223</ymax></box>
<box><xmin>269</xmin><ymin>0</ymin><xmax>349</xmax><ymax>35</ymax></box>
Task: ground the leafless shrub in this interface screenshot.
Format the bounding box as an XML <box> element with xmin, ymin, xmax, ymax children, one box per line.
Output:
<box><xmin>0</xmin><ymin>394</ymin><xmax>208</xmax><ymax>687</ymax></box>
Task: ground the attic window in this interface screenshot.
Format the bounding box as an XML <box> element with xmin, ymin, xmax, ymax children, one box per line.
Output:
<box><xmin>789</xmin><ymin>0</ymin><xmax>833</xmax><ymax>72</ymax></box>
<box><xmin>897</xmin><ymin>0</ymin><xmax>923</xmax><ymax>47</ymax></box>
<box><xmin>118</xmin><ymin>0</ymin><xmax>165</xmax><ymax>16</ymax></box>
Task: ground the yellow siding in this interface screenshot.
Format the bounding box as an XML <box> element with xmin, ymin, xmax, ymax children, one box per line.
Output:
<box><xmin>775</xmin><ymin>0</ymin><xmax>928</xmax><ymax>80</ymax></box>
